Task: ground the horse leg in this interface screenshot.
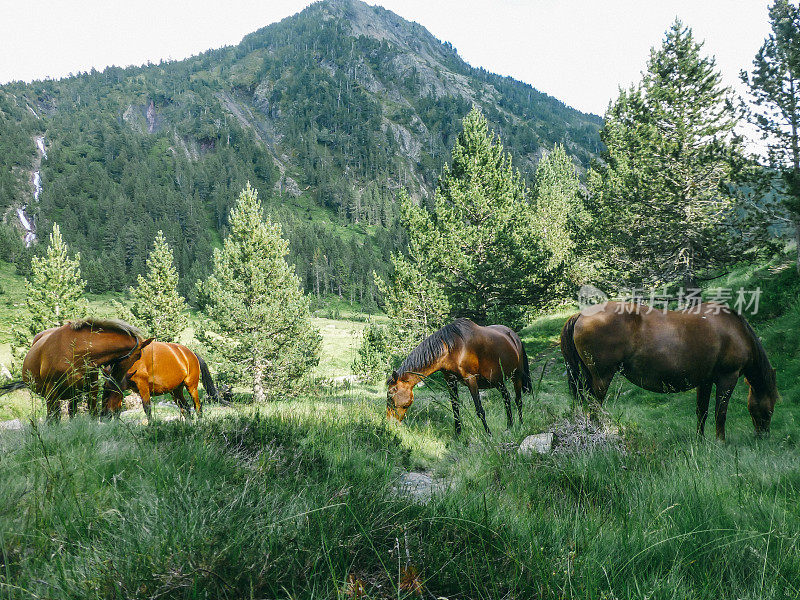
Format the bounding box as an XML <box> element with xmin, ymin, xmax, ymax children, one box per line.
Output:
<box><xmin>86</xmin><ymin>370</ymin><xmax>101</xmax><ymax>419</ymax></box>
<box><xmin>714</xmin><ymin>373</ymin><xmax>739</xmax><ymax>442</ymax></box>
<box><xmin>187</xmin><ymin>382</ymin><xmax>202</xmax><ymax>419</ymax></box>
<box><xmin>513</xmin><ymin>376</ymin><xmax>523</xmax><ymax>424</ymax></box>
<box><xmin>586</xmin><ymin>370</ymin><xmax>613</xmax><ymax>425</ymax></box>
<box><xmin>444</xmin><ymin>374</ymin><xmax>461</xmax><ymax>435</ymax></box>
<box><xmin>136</xmin><ymin>382</ymin><xmax>153</xmax><ymax>424</ymax></box>
<box><xmin>66</xmin><ymin>369</ymin><xmax>89</xmax><ymax>418</ymax></box>
<box><xmin>465</xmin><ymin>377</ymin><xmax>490</xmax><ymax>435</ymax></box>
<box><xmin>173</xmin><ymin>385</ymin><xmax>192</xmax><ymax>420</ymax></box>
<box><xmin>497</xmin><ymin>380</ymin><xmax>514</xmax><ymax>429</ymax></box>
<box><xmin>46</xmin><ymin>388</ymin><xmax>62</xmax><ymax>423</ymax></box>
<box><xmin>696</xmin><ymin>382</ymin><xmax>712</xmax><ymax>437</ymax></box>
<box><xmin>589</xmin><ymin>373</ymin><xmax>611</xmax><ymax>404</ymax></box>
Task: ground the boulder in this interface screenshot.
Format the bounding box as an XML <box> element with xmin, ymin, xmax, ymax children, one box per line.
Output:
<box><xmin>518</xmin><ymin>432</ymin><xmax>553</xmax><ymax>455</ymax></box>
<box><xmin>0</xmin><ymin>419</ymin><xmax>24</xmax><ymax>431</ymax></box>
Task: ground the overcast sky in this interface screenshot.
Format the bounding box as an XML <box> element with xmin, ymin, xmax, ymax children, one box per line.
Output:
<box><xmin>0</xmin><ymin>0</ymin><xmax>772</xmax><ymax>118</ymax></box>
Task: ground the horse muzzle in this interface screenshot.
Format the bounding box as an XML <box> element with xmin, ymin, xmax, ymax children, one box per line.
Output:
<box><xmin>387</xmin><ymin>406</ymin><xmax>407</xmax><ymax>423</ymax></box>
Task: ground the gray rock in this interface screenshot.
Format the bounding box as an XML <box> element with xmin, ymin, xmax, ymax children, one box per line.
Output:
<box><xmin>156</xmin><ymin>401</ymin><xmax>180</xmax><ymax>410</ymax></box>
<box><xmin>281</xmin><ymin>175</ymin><xmax>302</xmax><ymax>197</ymax></box>
<box><xmin>0</xmin><ymin>419</ymin><xmax>24</xmax><ymax>431</ymax></box>
<box><xmin>394</xmin><ymin>471</ymin><xmax>444</xmax><ymax>502</ymax></box>
<box><xmin>518</xmin><ymin>432</ymin><xmax>553</xmax><ymax>455</ymax></box>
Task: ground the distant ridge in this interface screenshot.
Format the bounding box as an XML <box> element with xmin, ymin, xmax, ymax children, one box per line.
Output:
<box><xmin>0</xmin><ymin>0</ymin><xmax>602</xmax><ymax>298</ymax></box>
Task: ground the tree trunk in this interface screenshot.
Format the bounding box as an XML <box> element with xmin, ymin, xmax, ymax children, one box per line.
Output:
<box><xmin>252</xmin><ymin>356</ymin><xmax>266</xmax><ymax>403</ymax></box>
<box><xmin>683</xmin><ymin>271</ymin><xmax>699</xmax><ymax>292</ymax></box>
<box><xmin>796</xmin><ymin>218</ymin><xmax>800</xmax><ymax>275</ymax></box>
<box><xmin>683</xmin><ymin>241</ymin><xmax>699</xmax><ymax>291</ymax></box>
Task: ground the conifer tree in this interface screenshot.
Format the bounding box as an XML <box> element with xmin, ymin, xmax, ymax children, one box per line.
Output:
<box><xmin>589</xmin><ymin>21</ymin><xmax>743</xmax><ymax>287</ymax></box>
<box><xmin>533</xmin><ymin>144</ymin><xmax>589</xmax><ymax>288</ymax></box>
<box><xmin>374</xmin><ymin>247</ymin><xmax>450</xmax><ymax>358</ymax></box>
<box><xmin>129</xmin><ymin>230</ymin><xmax>188</xmax><ymax>342</ymax></box>
<box><xmin>742</xmin><ymin>0</ymin><xmax>800</xmax><ymax>272</ymax></box>
<box><xmin>398</xmin><ymin>107</ymin><xmax>554</xmax><ymax>326</ymax></box>
<box><xmin>196</xmin><ymin>184</ymin><xmax>320</xmax><ymax>401</ymax></box>
<box><xmin>351</xmin><ymin>322</ymin><xmax>392</xmax><ymax>382</ymax></box>
<box><xmin>12</xmin><ymin>223</ymin><xmax>87</xmax><ymax>366</ymax></box>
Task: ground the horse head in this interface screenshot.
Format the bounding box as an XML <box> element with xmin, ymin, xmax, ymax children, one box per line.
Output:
<box><xmin>102</xmin><ymin>337</ymin><xmax>154</xmax><ymax>416</ymax></box>
<box><xmin>115</xmin><ymin>337</ymin><xmax>154</xmax><ymax>379</ymax></box>
<box><xmin>746</xmin><ymin>367</ymin><xmax>778</xmax><ymax>437</ymax></box>
<box><xmin>386</xmin><ymin>369</ymin><xmax>415</xmax><ymax>423</ymax></box>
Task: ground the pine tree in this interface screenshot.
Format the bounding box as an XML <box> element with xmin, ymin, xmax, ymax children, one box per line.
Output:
<box><xmin>351</xmin><ymin>322</ymin><xmax>392</xmax><ymax>382</ymax></box>
<box><xmin>196</xmin><ymin>184</ymin><xmax>321</xmax><ymax>401</ymax></box>
<box><xmin>589</xmin><ymin>21</ymin><xmax>743</xmax><ymax>287</ymax></box>
<box><xmin>742</xmin><ymin>0</ymin><xmax>800</xmax><ymax>272</ymax></box>
<box><xmin>374</xmin><ymin>249</ymin><xmax>450</xmax><ymax>359</ymax></box>
<box><xmin>129</xmin><ymin>230</ymin><xmax>188</xmax><ymax>342</ymax></box>
<box><xmin>533</xmin><ymin>144</ymin><xmax>590</xmax><ymax>289</ymax></box>
<box><xmin>398</xmin><ymin>107</ymin><xmax>554</xmax><ymax>326</ymax></box>
<box><xmin>12</xmin><ymin>223</ymin><xmax>87</xmax><ymax>367</ymax></box>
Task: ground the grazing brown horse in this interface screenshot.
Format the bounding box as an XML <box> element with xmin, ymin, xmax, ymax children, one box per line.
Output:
<box><xmin>387</xmin><ymin>318</ymin><xmax>531</xmax><ymax>434</ymax></box>
<box><xmin>560</xmin><ymin>302</ymin><xmax>779</xmax><ymax>440</ymax></box>
<box><xmin>115</xmin><ymin>341</ymin><xmax>218</xmax><ymax>422</ymax></box>
<box><xmin>0</xmin><ymin>319</ymin><xmax>153</xmax><ymax>420</ymax></box>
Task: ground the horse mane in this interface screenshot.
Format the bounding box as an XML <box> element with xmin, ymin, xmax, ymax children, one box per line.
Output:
<box><xmin>395</xmin><ymin>318</ymin><xmax>476</xmax><ymax>379</ymax></box>
<box><xmin>69</xmin><ymin>318</ymin><xmax>143</xmax><ymax>340</ymax></box>
<box><xmin>734</xmin><ymin>312</ymin><xmax>775</xmax><ymax>394</ymax></box>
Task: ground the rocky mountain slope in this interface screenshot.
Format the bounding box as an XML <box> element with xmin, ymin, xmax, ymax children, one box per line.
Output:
<box><xmin>0</xmin><ymin>0</ymin><xmax>602</xmax><ymax>300</ymax></box>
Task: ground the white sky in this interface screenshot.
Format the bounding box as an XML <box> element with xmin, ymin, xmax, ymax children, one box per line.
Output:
<box><xmin>0</xmin><ymin>0</ymin><xmax>772</xmax><ymax>118</ymax></box>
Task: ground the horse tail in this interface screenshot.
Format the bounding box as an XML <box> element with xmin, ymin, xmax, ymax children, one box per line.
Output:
<box><xmin>520</xmin><ymin>344</ymin><xmax>532</xmax><ymax>393</ymax></box>
<box><xmin>195</xmin><ymin>354</ymin><xmax>220</xmax><ymax>403</ymax></box>
<box><xmin>0</xmin><ymin>380</ymin><xmax>26</xmax><ymax>396</ymax></box>
<box><xmin>560</xmin><ymin>313</ymin><xmax>589</xmax><ymax>400</ymax></box>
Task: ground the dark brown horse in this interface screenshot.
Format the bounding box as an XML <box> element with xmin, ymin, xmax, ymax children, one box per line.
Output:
<box><xmin>114</xmin><ymin>341</ymin><xmax>218</xmax><ymax>422</ymax></box>
<box><xmin>0</xmin><ymin>319</ymin><xmax>153</xmax><ymax>420</ymax></box>
<box><xmin>387</xmin><ymin>318</ymin><xmax>531</xmax><ymax>434</ymax></box>
<box><xmin>560</xmin><ymin>302</ymin><xmax>778</xmax><ymax>440</ymax></box>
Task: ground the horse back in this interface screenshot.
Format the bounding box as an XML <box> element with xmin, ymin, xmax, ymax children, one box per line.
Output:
<box><xmin>23</xmin><ymin>324</ymin><xmax>138</xmax><ymax>390</ymax></box>
<box><xmin>22</xmin><ymin>327</ymin><xmax>59</xmax><ymax>381</ymax></box>
<box><xmin>129</xmin><ymin>341</ymin><xmax>197</xmax><ymax>391</ymax></box>
<box><xmin>636</xmin><ymin>304</ymin><xmax>751</xmax><ymax>372</ymax></box>
<box><xmin>454</xmin><ymin>324</ymin><xmax>523</xmax><ymax>384</ymax></box>
<box><xmin>574</xmin><ymin>302</ymin><xmax>753</xmax><ymax>390</ymax></box>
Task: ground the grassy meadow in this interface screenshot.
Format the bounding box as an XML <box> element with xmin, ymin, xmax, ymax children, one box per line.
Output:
<box><xmin>1</xmin><ymin>257</ymin><xmax>800</xmax><ymax>599</ymax></box>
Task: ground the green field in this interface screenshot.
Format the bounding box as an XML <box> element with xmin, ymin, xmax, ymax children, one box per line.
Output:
<box><xmin>1</xmin><ymin>259</ymin><xmax>800</xmax><ymax>599</ymax></box>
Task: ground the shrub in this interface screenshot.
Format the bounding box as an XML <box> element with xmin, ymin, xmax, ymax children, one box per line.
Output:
<box><xmin>352</xmin><ymin>322</ymin><xmax>391</xmax><ymax>382</ymax></box>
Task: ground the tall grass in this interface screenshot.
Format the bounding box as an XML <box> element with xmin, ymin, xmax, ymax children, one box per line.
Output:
<box><xmin>1</xmin><ymin>376</ymin><xmax>800</xmax><ymax>599</ymax></box>
<box><xmin>1</xmin><ymin>259</ymin><xmax>799</xmax><ymax>598</ymax></box>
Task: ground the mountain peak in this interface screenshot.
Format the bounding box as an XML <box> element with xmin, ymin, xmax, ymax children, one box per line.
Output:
<box><xmin>305</xmin><ymin>0</ymin><xmax>453</xmax><ymax>62</ymax></box>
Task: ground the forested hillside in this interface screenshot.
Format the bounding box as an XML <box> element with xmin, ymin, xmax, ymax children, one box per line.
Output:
<box><xmin>0</xmin><ymin>0</ymin><xmax>601</xmax><ymax>302</ymax></box>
